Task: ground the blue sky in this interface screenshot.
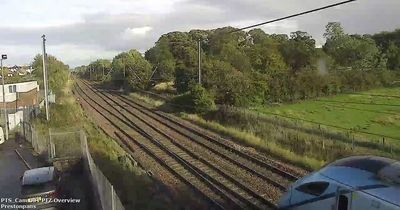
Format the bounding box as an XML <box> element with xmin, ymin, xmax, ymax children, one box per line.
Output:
<box><xmin>0</xmin><ymin>0</ymin><xmax>399</xmax><ymax>67</ymax></box>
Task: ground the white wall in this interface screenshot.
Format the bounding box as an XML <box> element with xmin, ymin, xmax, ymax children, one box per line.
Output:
<box><xmin>15</xmin><ymin>81</ymin><xmax>39</xmax><ymax>92</ymax></box>
<box><xmin>0</xmin><ymin>81</ymin><xmax>39</xmax><ymax>102</ymax></box>
<box><xmin>8</xmin><ymin>110</ymin><xmax>23</xmax><ymax>130</ymax></box>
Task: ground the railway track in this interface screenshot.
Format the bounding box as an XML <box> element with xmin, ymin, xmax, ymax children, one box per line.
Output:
<box><xmin>77</xmin><ymin>78</ymin><xmax>306</xmax><ymax>209</ymax></box>
<box><xmin>108</xmin><ymin>87</ymin><xmax>302</xmax><ymax>182</ymax></box>
<box><xmin>92</xmin><ymin>86</ymin><xmax>294</xmax><ymax>189</ymax></box>
<box><xmin>74</xmin><ymin>79</ymin><xmax>279</xmax><ymax>210</ymax></box>
<box><xmin>74</xmin><ymin>81</ymin><xmax>232</xmax><ymax>209</ymax></box>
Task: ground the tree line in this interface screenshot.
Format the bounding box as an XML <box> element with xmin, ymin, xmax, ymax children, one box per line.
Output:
<box><xmin>76</xmin><ymin>22</ymin><xmax>400</xmax><ymax>109</ymax></box>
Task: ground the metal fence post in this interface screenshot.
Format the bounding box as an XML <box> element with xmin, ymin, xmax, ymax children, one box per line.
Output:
<box><xmin>111</xmin><ymin>185</ymin><xmax>115</xmax><ymax>210</ymax></box>
<box><xmin>48</xmin><ymin>129</ymin><xmax>52</xmax><ymax>160</ymax></box>
<box><xmin>22</xmin><ymin>121</ymin><xmax>25</xmax><ymax>139</ymax></box>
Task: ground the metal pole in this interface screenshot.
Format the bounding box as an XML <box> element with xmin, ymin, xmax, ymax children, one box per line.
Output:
<box><xmin>42</xmin><ymin>35</ymin><xmax>49</xmax><ymax>121</ymax></box>
<box><xmin>198</xmin><ymin>40</ymin><xmax>201</xmax><ymax>85</ymax></box>
<box><xmin>1</xmin><ymin>59</ymin><xmax>8</xmax><ymax>140</ymax></box>
<box><xmin>111</xmin><ymin>185</ymin><xmax>115</xmax><ymax>210</ymax></box>
<box><xmin>102</xmin><ymin>64</ymin><xmax>104</xmax><ymax>79</ymax></box>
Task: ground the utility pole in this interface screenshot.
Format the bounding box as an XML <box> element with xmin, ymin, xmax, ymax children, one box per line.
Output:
<box><xmin>102</xmin><ymin>64</ymin><xmax>105</xmax><ymax>78</ymax></box>
<box><xmin>42</xmin><ymin>35</ymin><xmax>49</xmax><ymax>121</ymax></box>
<box><xmin>198</xmin><ymin>40</ymin><xmax>201</xmax><ymax>85</ymax></box>
<box><xmin>1</xmin><ymin>54</ymin><xmax>8</xmax><ymax>140</ymax></box>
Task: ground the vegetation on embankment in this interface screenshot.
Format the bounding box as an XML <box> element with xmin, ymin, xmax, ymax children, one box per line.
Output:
<box><xmin>181</xmin><ymin>113</ymin><xmax>324</xmax><ymax>170</ymax></box>
<box><xmin>78</xmin><ymin>23</ymin><xmax>400</xmax><ymax>108</ymax></box>
<box><xmin>128</xmin><ymin>91</ymin><xmax>323</xmax><ymax>170</ymax></box>
<box><xmin>29</xmin><ymin>54</ymin><xmax>172</xmax><ymax>209</ymax></box>
<box><xmin>129</xmin><ymin>86</ymin><xmax>400</xmax><ymax>170</ymax></box>
<box><xmin>76</xmin><ymin>22</ymin><xmax>400</xmax><ymax>170</ymax></box>
<box><xmin>32</xmin><ymin>79</ymin><xmax>170</xmax><ymax>209</ymax></box>
<box><xmin>195</xmin><ymin>89</ymin><xmax>400</xmax><ymax>169</ymax></box>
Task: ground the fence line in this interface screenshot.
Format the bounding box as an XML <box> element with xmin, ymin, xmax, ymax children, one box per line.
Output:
<box><xmin>80</xmin><ymin>131</ymin><xmax>125</xmax><ymax>210</ymax></box>
<box><xmin>21</xmin><ymin>122</ymin><xmax>125</xmax><ymax>210</ymax></box>
<box><xmin>214</xmin><ymin>106</ymin><xmax>399</xmax><ymax>160</ymax></box>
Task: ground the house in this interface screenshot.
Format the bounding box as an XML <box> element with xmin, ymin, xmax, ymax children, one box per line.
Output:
<box><xmin>8</xmin><ymin>65</ymin><xmax>20</xmax><ymax>73</ymax></box>
<box><xmin>0</xmin><ymin>81</ymin><xmax>40</xmax><ymax>130</ymax></box>
<box><xmin>0</xmin><ymin>81</ymin><xmax>39</xmax><ymax>109</ymax></box>
<box><xmin>5</xmin><ymin>65</ymin><xmax>34</xmax><ymax>77</ymax></box>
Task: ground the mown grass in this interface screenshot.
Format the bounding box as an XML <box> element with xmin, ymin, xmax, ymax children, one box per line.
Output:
<box><xmin>31</xmin><ymin>79</ymin><xmax>173</xmax><ymax>209</ymax></box>
<box><xmin>253</xmin><ymin>87</ymin><xmax>400</xmax><ymax>140</ymax></box>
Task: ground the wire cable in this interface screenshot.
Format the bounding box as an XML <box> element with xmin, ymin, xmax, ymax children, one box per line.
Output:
<box><xmin>231</xmin><ymin>0</ymin><xmax>357</xmax><ymax>33</ymax></box>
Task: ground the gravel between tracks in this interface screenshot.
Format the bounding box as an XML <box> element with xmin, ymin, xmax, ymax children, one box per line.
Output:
<box><xmin>76</xmin><ymin>79</ymin><xmax>310</xmax><ymax>210</ymax></box>
<box><xmin>74</xmin><ymin>82</ymin><xmax>216</xmax><ymax>210</ymax></box>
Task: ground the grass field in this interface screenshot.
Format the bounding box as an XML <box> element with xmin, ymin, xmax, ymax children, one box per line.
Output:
<box><xmin>254</xmin><ymin>87</ymin><xmax>400</xmax><ymax>141</ymax></box>
<box><xmin>198</xmin><ymin>87</ymin><xmax>400</xmax><ymax>170</ymax></box>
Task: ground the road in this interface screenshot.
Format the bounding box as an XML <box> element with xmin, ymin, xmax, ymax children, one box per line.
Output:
<box><xmin>0</xmin><ymin>140</ymin><xmax>27</xmax><ymax>199</ymax></box>
<box><xmin>0</xmin><ymin>139</ymin><xmax>45</xmax><ymax>199</ymax></box>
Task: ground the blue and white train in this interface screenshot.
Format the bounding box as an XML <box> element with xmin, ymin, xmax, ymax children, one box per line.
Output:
<box><xmin>278</xmin><ymin>156</ymin><xmax>400</xmax><ymax>210</ymax></box>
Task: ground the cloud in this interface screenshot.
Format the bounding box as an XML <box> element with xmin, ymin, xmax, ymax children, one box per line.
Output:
<box><xmin>0</xmin><ymin>0</ymin><xmax>399</xmax><ymax>67</ymax></box>
<box><xmin>122</xmin><ymin>26</ymin><xmax>153</xmax><ymax>39</ymax></box>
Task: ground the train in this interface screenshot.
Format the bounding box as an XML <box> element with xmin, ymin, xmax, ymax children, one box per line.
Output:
<box><xmin>278</xmin><ymin>156</ymin><xmax>400</xmax><ymax>210</ymax></box>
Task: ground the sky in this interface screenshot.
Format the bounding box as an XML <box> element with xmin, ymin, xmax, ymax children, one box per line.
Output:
<box><xmin>0</xmin><ymin>0</ymin><xmax>399</xmax><ymax>67</ymax></box>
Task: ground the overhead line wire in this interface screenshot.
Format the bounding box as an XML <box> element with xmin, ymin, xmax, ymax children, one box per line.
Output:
<box><xmin>230</xmin><ymin>0</ymin><xmax>357</xmax><ymax>32</ymax></box>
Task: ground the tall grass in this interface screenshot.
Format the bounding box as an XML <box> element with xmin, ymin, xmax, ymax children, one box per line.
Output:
<box><xmin>181</xmin><ymin>113</ymin><xmax>324</xmax><ymax>170</ymax></box>
<box><xmin>203</xmin><ymin>106</ymin><xmax>399</xmax><ymax>164</ymax></box>
<box><xmin>129</xmin><ymin>93</ymin><xmax>165</xmax><ymax>107</ymax></box>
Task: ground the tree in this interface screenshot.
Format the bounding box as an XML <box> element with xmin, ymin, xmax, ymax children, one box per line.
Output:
<box><xmin>323</xmin><ymin>22</ymin><xmax>345</xmax><ymax>41</ymax></box>
<box><xmin>174</xmin><ymin>63</ymin><xmax>196</xmax><ymax>93</ymax></box>
<box><xmin>246</xmin><ymin>36</ymin><xmax>288</xmax><ymax>75</ymax></box>
<box><xmin>202</xmin><ymin>59</ymin><xmax>267</xmax><ymax>106</ymax></box>
<box><xmin>111</xmin><ymin>50</ymin><xmax>152</xmax><ymax>90</ymax></box>
<box><xmin>189</xmin><ymin>84</ymin><xmax>216</xmax><ymax>114</ymax></box>
<box><xmin>32</xmin><ymin>54</ymin><xmax>69</xmax><ymax>95</ymax></box>
<box><xmin>87</xmin><ymin>59</ymin><xmax>112</xmax><ymax>81</ymax></box>
<box><xmin>281</xmin><ymin>31</ymin><xmax>317</xmax><ymax>71</ymax></box>
<box><xmin>218</xmin><ymin>43</ymin><xmax>252</xmax><ymax>72</ymax></box>
<box><xmin>248</xmin><ymin>29</ymin><xmax>268</xmax><ymax>44</ymax></box>
<box><xmin>385</xmin><ymin>41</ymin><xmax>400</xmax><ymax>70</ymax></box>
<box><xmin>372</xmin><ymin>29</ymin><xmax>400</xmax><ymax>71</ymax></box>
<box><xmin>323</xmin><ymin>22</ymin><xmax>382</xmax><ymax>70</ymax></box>
<box><xmin>145</xmin><ymin>40</ymin><xmax>176</xmax><ymax>82</ymax></box>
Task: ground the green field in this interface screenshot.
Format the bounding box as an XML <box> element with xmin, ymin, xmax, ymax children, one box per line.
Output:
<box><xmin>254</xmin><ymin>87</ymin><xmax>400</xmax><ymax>141</ymax></box>
<box><xmin>196</xmin><ymin>87</ymin><xmax>400</xmax><ymax>169</ymax></box>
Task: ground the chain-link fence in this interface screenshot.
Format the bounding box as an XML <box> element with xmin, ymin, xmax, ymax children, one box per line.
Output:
<box><xmin>21</xmin><ymin>122</ymin><xmax>125</xmax><ymax>210</ymax></box>
<box><xmin>211</xmin><ymin>106</ymin><xmax>400</xmax><ymax>162</ymax></box>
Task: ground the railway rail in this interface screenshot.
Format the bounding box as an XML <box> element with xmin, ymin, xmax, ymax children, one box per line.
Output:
<box><xmin>110</xmin><ymin>88</ymin><xmax>302</xmax><ymax>181</ymax></box>
<box><xmin>74</xmin><ymin>81</ymin><xmax>232</xmax><ymax>209</ymax></box>
<box><xmin>74</xmin><ymin>78</ymin><xmax>301</xmax><ymax>209</ymax></box>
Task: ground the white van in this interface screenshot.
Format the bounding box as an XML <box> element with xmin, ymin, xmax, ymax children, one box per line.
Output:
<box><xmin>0</xmin><ymin>127</ymin><xmax>4</xmax><ymax>145</ymax></box>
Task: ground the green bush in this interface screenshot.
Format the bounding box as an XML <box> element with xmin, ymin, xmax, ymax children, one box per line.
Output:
<box><xmin>190</xmin><ymin>84</ymin><xmax>216</xmax><ymax>114</ymax></box>
<box><xmin>170</xmin><ymin>84</ymin><xmax>216</xmax><ymax>114</ymax></box>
